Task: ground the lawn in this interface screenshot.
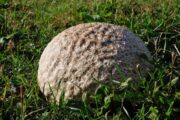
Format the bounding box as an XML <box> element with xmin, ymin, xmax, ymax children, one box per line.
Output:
<box><xmin>0</xmin><ymin>0</ymin><xmax>179</xmax><ymax>119</ymax></box>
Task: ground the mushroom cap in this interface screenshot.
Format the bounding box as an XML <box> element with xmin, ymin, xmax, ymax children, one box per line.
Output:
<box><xmin>38</xmin><ymin>22</ymin><xmax>153</xmax><ymax>103</ymax></box>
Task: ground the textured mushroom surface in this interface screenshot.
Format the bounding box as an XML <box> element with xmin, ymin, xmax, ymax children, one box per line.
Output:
<box><xmin>38</xmin><ymin>22</ymin><xmax>153</xmax><ymax>102</ymax></box>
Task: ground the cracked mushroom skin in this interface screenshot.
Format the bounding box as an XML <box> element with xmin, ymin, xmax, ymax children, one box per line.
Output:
<box><xmin>38</xmin><ymin>22</ymin><xmax>153</xmax><ymax>103</ymax></box>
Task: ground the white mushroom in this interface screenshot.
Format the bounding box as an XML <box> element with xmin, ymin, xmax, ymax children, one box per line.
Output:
<box><xmin>37</xmin><ymin>22</ymin><xmax>153</xmax><ymax>103</ymax></box>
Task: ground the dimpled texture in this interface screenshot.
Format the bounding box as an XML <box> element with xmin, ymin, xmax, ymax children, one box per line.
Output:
<box><xmin>38</xmin><ymin>22</ymin><xmax>153</xmax><ymax>102</ymax></box>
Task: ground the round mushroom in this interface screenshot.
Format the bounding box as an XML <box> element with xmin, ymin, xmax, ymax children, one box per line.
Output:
<box><xmin>37</xmin><ymin>22</ymin><xmax>153</xmax><ymax>103</ymax></box>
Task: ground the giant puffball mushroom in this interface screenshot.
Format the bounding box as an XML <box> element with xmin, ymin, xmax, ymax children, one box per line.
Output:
<box><xmin>38</xmin><ymin>22</ymin><xmax>153</xmax><ymax>103</ymax></box>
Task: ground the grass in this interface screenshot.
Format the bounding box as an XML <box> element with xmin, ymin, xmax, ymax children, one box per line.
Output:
<box><xmin>0</xmin><ymin>0</ymin><xmax>179</xmax><ymax>119</ymax></box>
